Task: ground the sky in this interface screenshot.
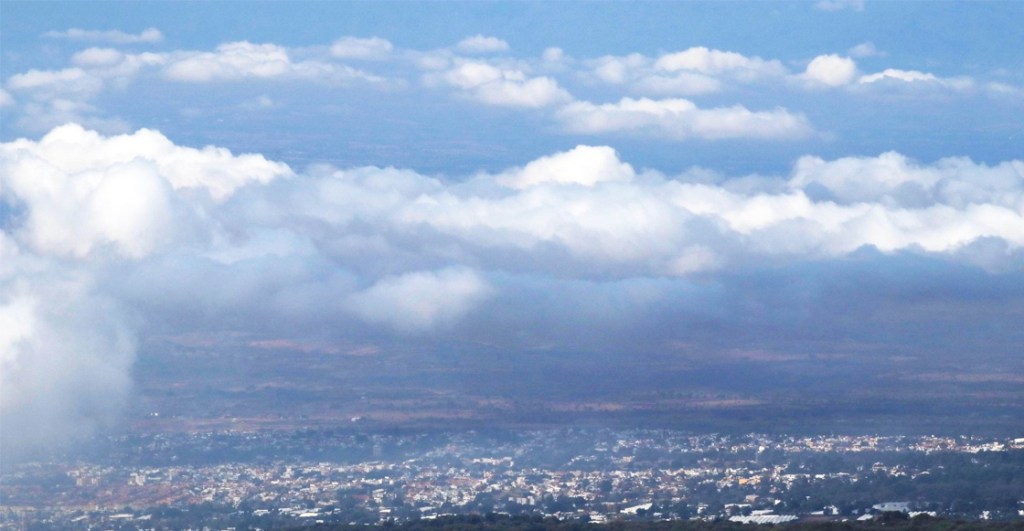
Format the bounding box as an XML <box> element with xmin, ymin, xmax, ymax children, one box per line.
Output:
<box><xmin>1</xmin><ymin>1</ymin><xmax>1023</xmax><ymax>459</ymax></box>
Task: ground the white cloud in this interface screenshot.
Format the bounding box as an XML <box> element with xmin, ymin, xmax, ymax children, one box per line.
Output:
<box><xmin>653</xmin><ymin>47</ymin><xmax>786</xmax><ymax>79</ymax></box>
<box><xmin>556</xmin><ymin>97</ymin><xmax>814</xmax><ymax>140</ymax></box>
<box><xmin>163</xmin><ymin>41</ymin><xmax>295</xmax><ymax>81</ymax></box>
<box><xmin>0</xmin><ymin>88</ymin><xmax>14</xmax><ymax>107</ymax></box>
<box><xmin>432</xmin><ymin>60</ymin><xmax>571</xmax><ymax>108</ymax></box>
<box><xmin>856</xmin><ymin>68</ymin><xmax>975</xmax><ymax>91</ymax></box>
<box><xmin>790</xmin><ymin>151</ymin><xmax>1024</xmax><ymax>210</ymax></box>
<box><xmin>0</xmin><ymin>124</ymin><xmax>292</xmax><ymax>258</ymax></box>
<box><xmin>586</xmin><ymin>47</ymin><xmax>785</xmax><ymax>96</ymax></box>
<box><xmin>71</xmin><ymin>47</ymin><xmax>125</xmax><ymax>67</ymax></box>
<box><xmin>542</xmin><ymin>47</ymin><xmax>567</xmax><ymax>65</ymax></box>
<box><xmin>6</xmin><ymin>127</ymin><xmax>1020</xmax><ymax>271</ymax></box>
<box><xmin>848</xmin><ymin>42</ymin><xmax>883</xmax><ymax>58</ymax></box>
<box><xmin>162</xmin><ymin>41</ymin><xmax>380</xmax><ymax>83</ymax></box>
<box><xmin>42</xmin><ymin>27</ymin><xmax>164</xmax><ymax>44</ymax></box>
<box><xmin>496</xmin><ymin>145</ymin><xmax>636</xmax><ymax>189</ymax></box>
<box><xmin>330</xmin><ymin>36</ymin><xmax>394</xmax><ymax>60</ymax></box>
<box><xmin>345</xmin><ymin>268</ymin><xmax>493</xmax><ymax>332</ymax></box>
<box><xmin>814</xmin><ymin>0</ymin><xmax>864</xmax><ymax>12</ymax></box>
<box><xmin>590</xmin><ymin>53</ymin><xmax>649</xmax><ymax>84</ymax></box>
<box><xmin>801</xmin><ymin>54</ymin><xmax>858</xmax><ymax>86</ymax></box>
<box><xmin>455</xmin><ymin>34</ymin><xmax>511</xmax><ymax>54</ymax></box>
<box><xmin>631</xmin><ymin>72</ymin><xmax>722</xmax><ymax>96</ymax></box>
<box><xmin>4</xmin><ymin>126</ymin><xmax>1024</xmax><ymax>459</ymax></box>
<box><xmin>0</xmin><ymin>271</ymin><xmax>135</xmax><ymax>462</ymax></box>
<box><xmin>859</xmin><ymin>68</ymin><xmax>940</xmax><ymax>84</ymax></box>
<box><xmin>986</xmin><ymin>82</ymin><xmax>1024</xmax><ymax>98</ymax></box>
<box><xmin>7</xmin><ymin>67</ymin><xmax>103</xmax><ymax>97</ymax></box>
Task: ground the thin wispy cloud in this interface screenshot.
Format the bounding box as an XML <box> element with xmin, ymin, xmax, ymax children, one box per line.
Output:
<box><xmin>43</xmin><ymin>27</ymin><xmax>164</xmax><ymax>44</ymax></box>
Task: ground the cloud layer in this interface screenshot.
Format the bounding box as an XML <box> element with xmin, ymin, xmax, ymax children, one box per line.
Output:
<box><xmin>2</xmin><ymin>16</ymin><xmax>1022</xmax><ymax>459</ymax></box>
<box><xmin>3</xmin><ymin>125</ymin><xmax>1022</xmax><ymax>458</ymax></box>
<box><xmin>8</xmin><ymin>31</ymin><xmax>1016</xmax><ymax>143</ymax></box>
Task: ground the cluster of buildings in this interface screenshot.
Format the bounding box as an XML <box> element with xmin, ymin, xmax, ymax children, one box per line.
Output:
<box><xmin>2</xmin><ymin>430</ymin><xmax>1022</xmax><ymax>529</ymax></box>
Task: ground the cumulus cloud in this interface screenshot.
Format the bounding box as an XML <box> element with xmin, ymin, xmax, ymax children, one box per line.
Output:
<box><xmin>556</xmin><ymin>97</ymin><xmax>814</xmax><ymax>140</ymax></box>
<box><xmin>330</xmin><ymin>36</ymin><xmax>394</xmax><ymax>60</ymax></box>
<box><xmin>4</xmin><ymin>66</ymin><xmax>121</xmax><ymax>132</ymax></box>
<box><xmin>653</xmin><ymin>47</ymin><xmax>786</xmax><ymax>79</ymax></box>
<box><xmin>345</xmin><ymin>268</ymin><xmax>493</xmax><ymax>332</ymax></box>
<box><xmin>586</xmin><ymin>47</ymin><xmax>785</xmax><ymax>96</ymax></box>
<box><xmin>42</xmin><ymin>27</ymin><xmax>164</xmax><ymax>44</ymax></box>
<box><xmin>801</xmin><ymin>54</ymin><xmax>858</xmax><ymax>86</ymax></box>
<box><xmin>0</xmin><ymin>88</ymin><xmax>12</xmax><ymax>107</ymax></box>
<box><xmin>0</xmin><ymin>266</ymin><xmax>135</xmax><ymax>462</ymax></box>
<box><xmin>0</xmin><ymin>125</ymin><xmax>298</xmax><ymax>458</ymax></box>
<box><xmin>455</xmin><ymin>35</ymin><xmax>511</xmax><ymax>54</ymax></box>
<box><xmin>0</xmin><ymin>124</ymin><xmax>291</xmax><ymax>259</ymax></box>
<box><xmin>496</xmin><ymin>145</ymin><xmax>635</xmax><ymax>189</ymax></box>
<box><xmin>430</xmin><ymin>60</ymin><xmax>571</xmax><ymax>107</ymax></box>
<box><xmin>3</xmin><ymin>39</ymin><xmax>390</xmax><ymax>134</ymax></box>
<box><xmin>5</xmin><ymin>125</ymin><xmax>1023</xmax><ymax>459</ymax></box>
<box><xmin>7</xmin><ymin>67</ymin><xmax>103</xmax><ymax>98</ymax></box>
<box><xmin>163</xmin><ymin>41</ymin><xmax>347</xmax><ymax>82</ymax></box>
<box><xmin>71</xmin><ymin>47</ymin><xmax>126</xmax><ymax>67</ymax></box>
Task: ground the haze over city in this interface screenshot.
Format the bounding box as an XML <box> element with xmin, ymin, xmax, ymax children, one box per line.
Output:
<box><xmin>2</xmin><ymin>0</ymin><xmax>1023</xmax><ymax>475</ymax></box>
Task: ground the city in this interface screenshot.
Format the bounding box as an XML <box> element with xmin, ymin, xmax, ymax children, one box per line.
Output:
<box><xmin>3</xmin><ymin>3</ymin><xmax>1024</xmax><ymax>531</ymax></box>
<box><xmin>4</xmin><ymin>429</ymin><xmax>1023</xmax><ymax>529</ymax></box>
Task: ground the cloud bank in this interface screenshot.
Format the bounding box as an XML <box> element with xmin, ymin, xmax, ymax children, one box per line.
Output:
<box><xmin>557</xmin><ymin>98</ymin><xmax>813</xmax><ymax>140</ymax></box>
<box><xmin>3</xmin><ymin>125</ymin><xmax>1022</xmax><ymax>460</ymax></box>
<box><xmin>8</xmin><ymin>33</ymin><xmax>1014</xmax><ymax>145</ymax></box>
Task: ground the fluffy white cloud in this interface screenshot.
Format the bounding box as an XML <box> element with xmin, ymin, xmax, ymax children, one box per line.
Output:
<box><xmin>791</xmin><ymin>151</ymin><xmax>1024</xmax><ymax>209</ymax></box>
<box><xmin>9</xmin><ymin>51</ymin><xmax>165</xmax><ymax>101</ymax></box>
<box><xmin>432</xmin><ymin>60</ymin><xmax>571</xmax><ymax>107</ymax></box>
<box><xmin>8</xmin><ymin>126</ymin><xmax>1019</xmax><ymax>272</ymax></box>
<box><xmin>330</xmin><ymin>36</ymin><xmax>394</xmax><ymax>60</ymax></box>
<box><xmin>345</xmin><ymin>268</ymin><xmax>493</xmax><ymax>332</ymax></box>
<box><xmin>653</xmin><ymin>47</ymin><xmax>786</xmax><ymax>79</ymax></box>
<box><xmin>4</xmin><ymin>126</ymin><xmax>1023</xmax><ymax>458</ymax></box>
<box><xmin>0</xmin><ymin>271</ymin><xmax>136</xmax><ymax>462</ymax></box>
<box><xmin>164</xmin><ymin>41</ymin><xmax>313</xmax><ymax>82</ymax></box>
<box><xmin>587</xmin><ymin>47</ymin><xmax>785</xmax><ymax>96</ymax></box>
<box><xmin>786</xmin><ymin>153</ymin><xmax>1024</xmax><ymax>254</ymax></box>
<box><xmin>6</xmin><ymin>67</ymin><xmax>103</xmax><ymax>97</ymax></box>
<box><xmin>802</xmin><ymin>54</ymin><xmax>858</xmax><ymax>86</ymax></box>
<box><xmin>455</xmin><ymin>35</ymin><xmax>511</xmax><ymax>54</ymax></box>
<box><xmin>71</xmin><ymin>47</ymin><xmax>125</xmax><ymax>67</ymax></box>
<box><xmin>556</xmin><ymin>97</ymin><xmax>814</xmax><ymax>140</ymax></box>
<box><xmin>0</xmin><ymin>124</ymin><xmax>291</xmax><ymax>258</ymax></box>
<box><xmin>0</xmin><ymin>88</ymin><xmax>12</xmax><ymax>107</ymax></box>
<box><xmin>273</xmin><ymin>141</ymin><xmax>1023</xmax><ymax>269</ymax></box>
<box><xmin>496</xmin><ymin>145</ymin><xmax>635</xmax><ymax>189</ymax></box>
<box><xmin>42</xmin><ymin>27</ymin><xmax>163</xmax><ymax>44</ymax></box>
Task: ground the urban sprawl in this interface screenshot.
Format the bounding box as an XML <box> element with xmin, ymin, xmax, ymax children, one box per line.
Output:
<box><xmin>3</xmin><ymin>430</ymin><xmax>1024</xmax><ymax>529</ymax></box>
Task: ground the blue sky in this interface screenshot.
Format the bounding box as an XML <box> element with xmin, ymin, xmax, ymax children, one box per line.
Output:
<box><xmin>3</xmin><ymin>1</ymin><xmax>1022</xmax><ymax>172</ymax></box>
<box><xmin>1</xmin><ymin>1</ymin><xmax>1023</xmax><ymax>457</ymax></box>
